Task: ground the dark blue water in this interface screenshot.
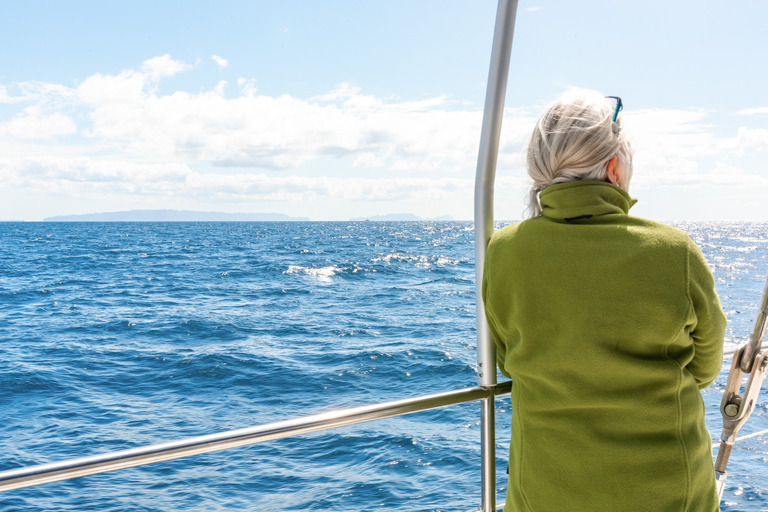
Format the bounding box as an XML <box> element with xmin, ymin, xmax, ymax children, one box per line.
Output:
<box><xmin>0</xmin><ymin>221</ymin><xmax>767</xmax><ymax>511</ymax></box>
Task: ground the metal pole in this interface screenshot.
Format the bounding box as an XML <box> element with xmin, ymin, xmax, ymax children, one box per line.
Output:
<box><xmin>0</xmin><ymin>383</ymin><xmax>512</xmax><ymax>494</ymax></box>
<box><xmin>740</xmin><ymin>274</ymin><xmax>768</xmax><ymax>373</ymax></box>
<box><xmin>474</xmin><ymin>0</ymin><xmax>519</xmax><ymax>384</ymax></box>
<box><xmin>479</xmin><ymin>395</ymin><xmax>497</xmax><ymax>511</ymax></box>
<box><xmin>474</xmin><ymin>0</ymin><xmax>518</xmax><ymax>510</ymax></box>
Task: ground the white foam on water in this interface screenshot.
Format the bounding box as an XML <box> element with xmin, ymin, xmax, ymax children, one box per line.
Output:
<box><xmin>284</xmin><ymin>265</ymin><xmax>341</xmax><ymax>282</ymax></box>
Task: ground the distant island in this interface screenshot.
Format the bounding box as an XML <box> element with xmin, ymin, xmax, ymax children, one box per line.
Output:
<box><xmin>348</xmin><ymin>214</ymin><xmax>454</xmax><ymax>221</ymax></box>
<box><xmin>44</xmin><ymin>210</ymin><xmax>311</xmax><ymax>222</ymax></box>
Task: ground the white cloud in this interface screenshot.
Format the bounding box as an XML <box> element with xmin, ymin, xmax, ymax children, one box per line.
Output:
<box><xmin>0</xmin><ymin>106</ymin><xmax>77</xmax><ymax>139</ymax></box>
<box><xmin>0</xmin><ymin>81</ymin><xmax>74</xmax><ymax>104</ymax></box>
<box><xmin>212</xmin><ymin>55</ymin><xmax>229</xmax><ymax>68</ymax></box>
<box><xmin>630</xmin><ymin>140</ymin><xmax>767</xmax><ymax>188</ymax></box>
<box><xmin>237</xmin><ymin>78</ymin><xmax>257</xmax><ymax>96</ymax></box>
<box><xmin>632</xmin><ymin>162</ymin><xmax>768</xmax><ymax>188</ymax></box>
<box><xmin>141</xmin><ymin>55</ymin><xmax>192</xmax><ymax>81</ymax></box>
<box><xmin>77</xmin><ymin>70</ymin><xmax>146</xmax><ymax>106</ymax></box>
<box><xmin>0</xmin><ymin>156</ymin><xmax>477</xmax><ymax>202</ymax></box>
<box><xmin>353</xmin><ymin>153</ymin><xmax>384</xmax><ymax>168</ymax></box>
<box><xmin>312</xmin><ymin>82</ymin><xmax>362</xmax><ymax>102</ymax></box>
<box><xmin>618</xmin><ymin>109</ymin><xmax>768</xmax><ymax>189</ymax></box>
<box><xmin>64</xmin><ymin>74</ymin><xmax>492</xmax><ymax>170</ymax></box>
<box><xmin>625</xmin><ymin>109</ymin><xmax>766</xmax><ymax>156</ymax></box>
<box><xmin>0</xmin><ymin>157</ymin><xmax>189</xmax><ymax>193</ymax></box>
<box><xmin>734</xmin><ymin>126</ymin><xmax>768</xmax><ymax>149</ymax></box>
<box><xmin>214</xmin><ymin>80</ymin><xmax>228</xmax><ymax>95</ymax></box>
<box><xmin>737</xmin><ymin>107</ymin><xmax>768</xmax><ymax>115</ymax></box>
<box><xmin>624</xmin><ymin>109</ymin><xmax>720</xmax><ymax>158</ymax></box>
<box><xmin>2</xmin><ymin>59</ymin><xmax>767</xmax><ymax>217</ymax></box>
<box><xmin>0</xmin><ymin>69</ymin><xmax>532</xmax><ymax>176</ymax></box>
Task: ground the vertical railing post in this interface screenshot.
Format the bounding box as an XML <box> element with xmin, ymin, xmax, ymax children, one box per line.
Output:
<box><xmin>479</xmin><ymin>393</ymin><xmax>497</xmax><ymax>511</ymax></box>
<box><xmin>474</xmin><ymin>0</ymin><xmax>518</xmax><ymax>510</ymax></box>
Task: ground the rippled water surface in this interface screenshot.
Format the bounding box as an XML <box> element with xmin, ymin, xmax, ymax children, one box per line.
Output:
<box><xmin>1</xmin><ymin>221</ymin><xmax>767</xmax><ymax>511</ymax></box>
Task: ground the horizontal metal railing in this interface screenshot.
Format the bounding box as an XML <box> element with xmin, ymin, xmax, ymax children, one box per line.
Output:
<box><xmin>0</xmin><ymin>346</ymin><xmax>751</xmax><ymax>495</ymax></box>
<box><xmin>0</xmin><ymin>381</ymin><xmax>513</xmax><ymax>494</ymax></box>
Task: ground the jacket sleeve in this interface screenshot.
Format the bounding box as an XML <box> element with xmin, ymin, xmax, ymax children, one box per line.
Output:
<box><xmin>482</xmin><ymin>245</ymin><xmax>512</xmax><ymax>379</ymax></box>
<box><xmin>686</xmin><ymin>238</ymin><xmax>726</xmax><ymax>389</ymax></box>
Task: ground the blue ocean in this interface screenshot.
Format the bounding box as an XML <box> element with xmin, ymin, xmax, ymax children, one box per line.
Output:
<box><xmin>1</xmin><ymin>221</ymin><xmax>767</xmax><ymax>511</ymax></box>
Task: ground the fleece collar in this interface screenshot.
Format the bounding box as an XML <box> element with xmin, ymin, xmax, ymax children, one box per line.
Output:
<box><xmin>539</xmin><ymin>181</ymin><xmax>638</xmax><ymax>222</ymax></box>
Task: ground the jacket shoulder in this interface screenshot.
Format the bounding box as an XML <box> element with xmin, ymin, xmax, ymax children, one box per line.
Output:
<box><xmin>487</xmin><ymin>218</ymin><xmax>544</xmax><ymax>246</ymax></box>
<box><xmin>625</xmin><ymin>216</ymin><xmax>697</xmax><ymax>250</ymax></box>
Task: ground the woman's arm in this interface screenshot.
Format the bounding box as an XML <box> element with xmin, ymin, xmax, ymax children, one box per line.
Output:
<box><xmin>482</xmin><ymin>247</ymin><xmax>512</xmax><ymax>379</ymax></box>
<box><xmin>686</xmin><ymin>238</ymin><xmax>727</xmax><ymax>389</ymax></box>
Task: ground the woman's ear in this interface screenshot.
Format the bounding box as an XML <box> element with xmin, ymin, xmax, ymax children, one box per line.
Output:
<box><xmin>606</xmin><ymin>155</ymin><xmax>621</xmax><ymax>186</ymax></box>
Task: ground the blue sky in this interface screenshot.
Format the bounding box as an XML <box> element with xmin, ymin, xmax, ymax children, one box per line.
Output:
<box><xmin>1</xmin><ymin>0</ymin><xmax>767</xmax><ymax>221</ymax></box>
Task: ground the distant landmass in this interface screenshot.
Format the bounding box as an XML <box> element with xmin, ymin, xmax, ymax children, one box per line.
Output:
<box><xmin>348</xmin><ymin>213</ymin><xmax>454</xmax><ymax>221</ymax></box>
<box><xmin>44</xmin><ymin>210</ymin><xmax>310</xmax><ymax>222</ymax></box>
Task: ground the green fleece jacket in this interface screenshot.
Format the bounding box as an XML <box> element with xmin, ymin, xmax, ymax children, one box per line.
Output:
<box><xmin>482</xmin><ymin>181</ymin><xmax>726</xmax><ymax>512</ymax></box>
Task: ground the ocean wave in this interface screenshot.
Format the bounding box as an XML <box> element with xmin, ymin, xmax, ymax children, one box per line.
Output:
<box><xmin>284</xmin><ymin>264</ymin><xmax>342</xmax><ymax>281</ymax></box>
<box><xmin>371</xmin><ymin>252</ymin><xmax>461</xmax><ymax>266</ymax></box>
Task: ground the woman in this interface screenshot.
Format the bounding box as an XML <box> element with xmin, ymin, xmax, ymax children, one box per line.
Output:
<box><xmin>482</xmin><ymin>89</ymin><xmax>726</xmax><ymax>512</ymax></box>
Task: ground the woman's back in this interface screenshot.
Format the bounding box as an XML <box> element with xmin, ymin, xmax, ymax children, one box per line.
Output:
<box><xmin>483</xmin><ymin>180</ymin><xmax>725</xmax><ymax>511</ymax></box>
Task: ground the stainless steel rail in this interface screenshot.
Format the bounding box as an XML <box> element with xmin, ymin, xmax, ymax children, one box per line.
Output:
<box><xmin>475</xmin><ymin>1</ymin><xmax>518</xmax><ymax>510</ymax></box>
<box><xmin>741</xmin><ymin>275</ymin><xmax>768</xmax><ymax>373</ymax></box>
<box><xmin>0</xmin><ymin>381</ymin><xmax>513</xmax><ymax>495</ymax></box>
<box><xmin>475</xmin><ymin>0</ymin><xmax>517</xmax><ymax>389</ymax></box>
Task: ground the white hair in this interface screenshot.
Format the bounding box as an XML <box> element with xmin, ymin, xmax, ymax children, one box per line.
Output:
<box><xmin>525</xmin><ymin>88</ymin><xmax>633</xmax><ymax>218</ymax></box>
